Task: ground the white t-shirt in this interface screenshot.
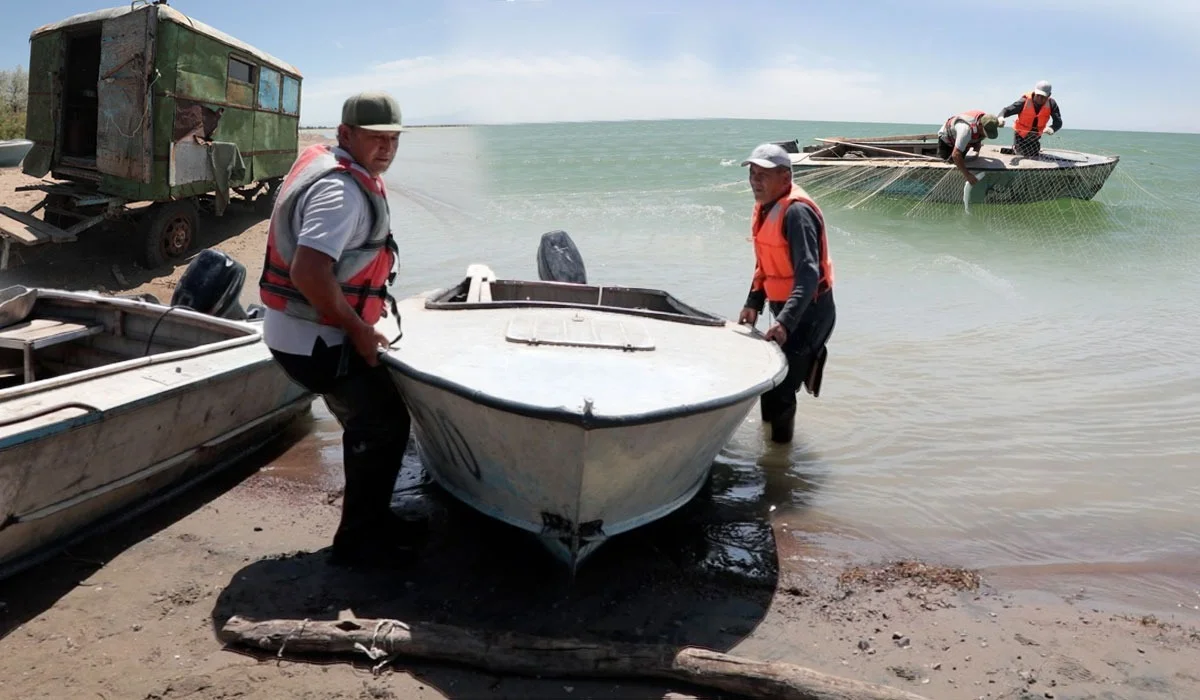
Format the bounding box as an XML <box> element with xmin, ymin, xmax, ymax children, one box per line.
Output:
<box><xmin>938</xmin><ymin>121</ymin><xmax>974</xmax><ymax>153</ymax></box>
<box><xmin>262</xmin><ymin>158</ymin><xmax>376</xmax><ymax>356</ymax></box>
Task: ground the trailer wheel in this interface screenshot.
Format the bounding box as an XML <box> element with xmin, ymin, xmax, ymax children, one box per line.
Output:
<box><xmin>140</xmin><ymin>200</ymin><xmax>198</xmax><ymax>269</ymax></box>
<box><xmin>43</xmin><ymin>194</ymin><xmax>74</xmax><ymax>229</ymax></box>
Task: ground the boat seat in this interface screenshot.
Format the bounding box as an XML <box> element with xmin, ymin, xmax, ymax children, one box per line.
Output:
<box><xmin>465</xmin><ymin>263</ymin><xmax>495</xmax><ymax>303</ymax></box>
<box><xmin>0</xmin><ymin>318</ymin><xmax>105</xmax><ymax>384</ymax></box>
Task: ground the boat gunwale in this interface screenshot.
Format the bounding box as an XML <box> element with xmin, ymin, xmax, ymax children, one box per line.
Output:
<box><xmin>791</xmin><ymin>137</ymin><xmax>1120</xmax><ymax>170</ymax></box>
<box><xmin>421</xmin><ymin>279</ymin><xmax>730</xmax><ymax>327</ymax></box>
<box><xmin>793</xmin><ymin>153</ymin><xmax>1121</xmax><ymax>169</ymax></box>
<box><xmin>0</xmin><ymin>289</ymin><xmax>267</xmax><ymax>416</ymax></box>
<box><xmin>0</xmin><ymin>345</ymin><xmax>285</xmax><ymax>449</ymax></box>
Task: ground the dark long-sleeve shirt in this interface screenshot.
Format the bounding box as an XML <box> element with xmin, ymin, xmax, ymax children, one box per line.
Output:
<box><xmin>999</xmin><ymin>95</ymin><xmax>1063</xmax><ymax>134</ymax></box>
<box><xmin>744</xmin><ymin>200</ymin><xmax>823</xmax><ymax>333</ymax></box>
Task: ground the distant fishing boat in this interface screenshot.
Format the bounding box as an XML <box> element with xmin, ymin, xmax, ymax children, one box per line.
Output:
<box><xmin>0</xmin><ymin>139</ymin><xmax>33</xmax><ymax>168</ymax></box>
<box><xmin>779</xmin><ymin>133</ymin><xmax>1119</xmax><ymax>205</ymax></box>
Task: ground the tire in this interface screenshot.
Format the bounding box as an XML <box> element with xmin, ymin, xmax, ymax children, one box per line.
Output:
<box><xmin>42</xmin><ymin>194</ymin><xmax>74</xmax><ymax>229</ymax></box>
<box><xmin>139</xmin><ymin>199</ymin><xmax>199</xmax><ymax>269</ymax></box>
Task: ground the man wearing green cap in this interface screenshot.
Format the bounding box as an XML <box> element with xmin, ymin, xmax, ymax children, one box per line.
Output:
<box><xmin>259</xmin><ymin>90</ymin><xmax>422</xmax><ymax>569</ymax></box>
<box><xmin>936</xmin><ymin>110</ymin><xmax>1002</xmax><ymax>186</ymax></box>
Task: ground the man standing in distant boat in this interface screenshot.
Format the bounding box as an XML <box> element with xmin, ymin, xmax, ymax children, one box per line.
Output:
<box><xmin>258</xmin><ymin>91</ymin><xmax>423</xmax><ymax>569</ymax></box>
<box><xmin>937</xmin><ymin>110</ymin><xmax>1002</xmax><ymax>185</ymax></box>
<box><xmin>737</xmin><ymin>143</ymin><xmax>836</xmax><ymax>444</ymax></box>
<box><xmin>999</xmin><ymin>80</ymin><xmax>1062</xmax><ymax>158</ymax></box>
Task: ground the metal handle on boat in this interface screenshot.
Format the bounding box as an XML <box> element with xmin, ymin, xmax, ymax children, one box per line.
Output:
<box><xmin>730</xmin><ymin>322</ymin><xmax>769</xmax><ymax>341</ymax></box>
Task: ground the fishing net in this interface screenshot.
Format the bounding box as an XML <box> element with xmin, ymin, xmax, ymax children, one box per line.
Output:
<box><xmin>788</xmin><ymin>136</ymin><xmax>1197</xmax><ymax>272</ymax></box>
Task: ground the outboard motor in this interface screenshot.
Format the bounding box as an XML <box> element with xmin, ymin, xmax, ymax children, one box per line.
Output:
<box><xmin>170</xmin><ymin>248</ymin><xmax>249</xmax><ymax>320</ymax></box>
<box><xmin>536</xmin><ymin>230</ymin><xmax>587</xmax><ymax>284</ymax></box>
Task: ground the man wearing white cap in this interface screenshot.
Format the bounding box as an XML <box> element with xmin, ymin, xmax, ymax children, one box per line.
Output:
<box><xmin>999</xmin><ymin>80</ymin><xmax>1063</xmax><ymax>157</ymax></box>
<box><xmin>737</xmin><ymin>143</ymin><xmax>836</xmax><ymax>444</ymax></box>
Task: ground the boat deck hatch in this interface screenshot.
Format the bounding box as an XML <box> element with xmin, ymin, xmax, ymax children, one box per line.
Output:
<box><xmin>505</xmin><ymin>313</ymin><xmax>655</xmax><ymax>351</ymax></box>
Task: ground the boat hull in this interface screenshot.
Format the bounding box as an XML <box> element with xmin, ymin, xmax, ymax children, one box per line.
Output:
<box><xmin>0</xmin><ymin>139</ymin><xmax>34</xmax><ymax>168</ymax></box>
<box><xmin>390</xmin><ymin>367</ymin><xmax>759</xmax><ymax>570</ymax></box>
<box><xmin>790</xmin><ymin>140</ymin><xmax>1120</xmax><ymax>205</ymax></box>
<box><xmin>377</xmin><ymin>275</ymin><xmax>788</xmax><ymax>571</ymax></box>
<box><xmin>0</xmin><ymin>292</ymin><xmax>313</xmax><ymax>581</ymax></box>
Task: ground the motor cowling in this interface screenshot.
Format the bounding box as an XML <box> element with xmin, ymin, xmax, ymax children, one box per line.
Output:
<box><xmin>170</xmin><ymin>248</ymin><xmax>249</xmax><ymax>320</ymax></box>
<box><xmin>536</xmin><ymin>230</ymin><xmax>587</xmax><ymax>284</ymax></box>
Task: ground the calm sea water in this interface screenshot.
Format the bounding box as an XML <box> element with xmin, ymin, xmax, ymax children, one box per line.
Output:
<box><xmin>369</xmin><ymin>119</ymin><xmax>1200</xmax><ymax>614</ymax></box>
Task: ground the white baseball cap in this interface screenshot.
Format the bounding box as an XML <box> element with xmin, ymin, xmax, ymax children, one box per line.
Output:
<box><xmin>741</xmin><ymin>143</ymin><xmax>792</xmax><ymax>169</ymax></box>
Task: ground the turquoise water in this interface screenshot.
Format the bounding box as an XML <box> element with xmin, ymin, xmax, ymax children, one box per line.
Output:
<box><xmin>380</xmin><ymin>120</ymin><xmax>1200</xmax><ymax>614</ymax></box>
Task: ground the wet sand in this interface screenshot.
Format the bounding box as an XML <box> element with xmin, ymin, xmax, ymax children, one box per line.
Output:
<box><xmin>1</xmin><ymin>131</ymin><xmax>1198</xmax><ymax>699</ymax></box>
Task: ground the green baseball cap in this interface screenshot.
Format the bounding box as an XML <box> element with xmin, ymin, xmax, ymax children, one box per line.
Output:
<box><xmin>979</xmin><ymin>114</ymin><xmax>1000</xmax><ymax>139</ymax></box>
<box><xmin>341</xmin><ymin>91</ymin><xmax>404</xmax><ymax>131</ymax></box>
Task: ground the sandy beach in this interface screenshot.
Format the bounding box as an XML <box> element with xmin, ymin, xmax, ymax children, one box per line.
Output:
<box><xmin>1</xmin><ymin>129</ymin><xmax>1197</xmax><ymax>700</ymax></box>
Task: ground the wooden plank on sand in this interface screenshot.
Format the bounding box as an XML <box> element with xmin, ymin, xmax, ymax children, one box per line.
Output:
<box><xmin>0</xmin><ymin>206</ymin><xmax>74</xmax><ymax>246</ymax></box>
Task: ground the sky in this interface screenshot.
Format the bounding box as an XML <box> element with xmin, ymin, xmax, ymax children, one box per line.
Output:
<box><xmin>1</xmin><ymin>0</ymin><xmax>1197</xmax><ymax>133</ymax></box>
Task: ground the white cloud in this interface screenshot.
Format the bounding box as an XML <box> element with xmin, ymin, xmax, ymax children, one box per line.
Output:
<box><xmin>911</xmin><ymin>0</ymin><xmax>1200</xmax><ymax>45</ymax></box>
<box><xmin>298</xmin><ymin>51</ymin><xmax>1197</xmax><ymax>133</ymax></box>
<box><xmin>304</xmin><ymin>52</ymin><xmax>943</xmax><ymax>125</ymax></box>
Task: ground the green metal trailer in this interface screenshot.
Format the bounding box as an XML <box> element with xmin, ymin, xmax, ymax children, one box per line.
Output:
<box><xmin>0</xmin><ymin>0</ymin><xmax>302</xmax><ymax>270</ymax></box>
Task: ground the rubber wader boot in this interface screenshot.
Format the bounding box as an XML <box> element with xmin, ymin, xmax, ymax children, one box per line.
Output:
<box><xmin>770</xmin><ymin>404</ymin><xmax>796</xmax><ymax>444</ymax></box>
<box><xmin>329</xmin><ymin>454</ymin><xmax>425</xmax><ymax>569</ymax></box>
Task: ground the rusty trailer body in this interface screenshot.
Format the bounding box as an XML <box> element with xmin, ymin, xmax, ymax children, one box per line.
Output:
<box><xmin>1</xmin><ymin>1</ymin><xmax>302</xmax><ymax>270</ymax></box>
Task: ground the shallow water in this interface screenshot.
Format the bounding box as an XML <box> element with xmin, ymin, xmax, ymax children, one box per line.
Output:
<box><xmin>267</xmin><ymin>121</ymin><xmax>1200</xmax><ymax>617</ymax></box>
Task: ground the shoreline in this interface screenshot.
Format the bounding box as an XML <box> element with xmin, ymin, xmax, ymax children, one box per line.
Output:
<box><xmin>0</xmin><ymin>446</ymin><xmax>1195</xmax><ymax>700</ymax></box>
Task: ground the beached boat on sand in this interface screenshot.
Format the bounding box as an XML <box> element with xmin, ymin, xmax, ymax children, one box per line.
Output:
<box><xmin>0</xmin><ymin>252</ymin><xmax>312</xmax><ymax>580</ymax></box>
<box><xmin>779</xmin><ymin>133</ymin><xmax>1119</xmax><ymax>205</ymax></box>
<box><xmin>0</xmin><ymin>139</ymin><xmax>34</xmax><ymax>169</ymax></box>
<box><xmin>380</xmin><ymin>233</ymin><xmax>788</xmax><ymax>573</ymax></box>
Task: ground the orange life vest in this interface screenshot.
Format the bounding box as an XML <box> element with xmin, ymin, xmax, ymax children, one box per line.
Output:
<box><xmin>750</xmin><ymin>186</ymin><xmax>834</xmax><ymax>303</ymax></box>
<box><xmin>1013</xmin><ymin>92</ymin><xmax>1053</xmax><ymax>138</ymax></box>
<box><xmin>259</xmin><ymin>144</ymin><xmax>397</xmax><ymax>327</ymax></box>
<box><xmin>943</xmin><ymin>109</ymin><xmax>987</xmax><ymax>147</ymax></box>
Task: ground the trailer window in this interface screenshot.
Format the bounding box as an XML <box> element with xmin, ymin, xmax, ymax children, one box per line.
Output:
<box><xmin>282</xmin><ymin>76</ymin><xmax>300</xmax><ymax>115</ymax></box>
<box><xmin>228</xmin><ymin>56</ymin><xmax>254</xmax><ymax>85</ymax></box>
<box><xmin>227</xmin><ymin>56</ymin><xmax>257</xmax><ymax>107</ymax></box>
<box><xmin>258</xmin><ymin>66</ymin><xmax>281</xmax><ymax>111</ymax></box>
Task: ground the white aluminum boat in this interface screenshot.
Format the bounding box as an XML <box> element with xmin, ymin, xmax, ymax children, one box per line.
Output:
<box><xmin>0</xmin><ymin>139</ymin><xmax>33</xmax><ymax>168</ymax></box>
<box><xmin>380</xmin><ymin>258</ymin><xmax>788</xmax><ymax>572</ymax></box>
<box><xmin>0</xmin><ymin>273</ymin><xmax>312</xmax><ymax>579</ymax></box>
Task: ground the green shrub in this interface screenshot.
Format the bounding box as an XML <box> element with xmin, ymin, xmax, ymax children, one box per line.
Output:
<box><xmin>0</xmin><ymin>110</ymin><xmax>26</xmax><ymax>140</ymax></box>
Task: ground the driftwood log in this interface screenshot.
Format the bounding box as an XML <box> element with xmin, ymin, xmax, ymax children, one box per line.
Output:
<box><xmin>219</xmin><ymin>615</ymin><xmax>931</xmax><ymax>700</ymax></box>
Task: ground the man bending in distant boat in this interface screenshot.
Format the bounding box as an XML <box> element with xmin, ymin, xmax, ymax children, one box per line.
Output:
<box><xmin>737</xmin><ymin>143</ymin><xmax>836</xmax><ymax>444</ymax></box>
<box><xmin>258</xmin><ymin>91</ymin><xmax>424</xmax><ymax>569</ymax></box>
<box><xmin>998</xmin><ymin>80</ymin><xmax>1062</xmax><ymax>158</ymax></box>
<box><xmin>937</xmin><ymin>111</ymin><xmax>1002</xmax><ymax>186</ymax></box>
